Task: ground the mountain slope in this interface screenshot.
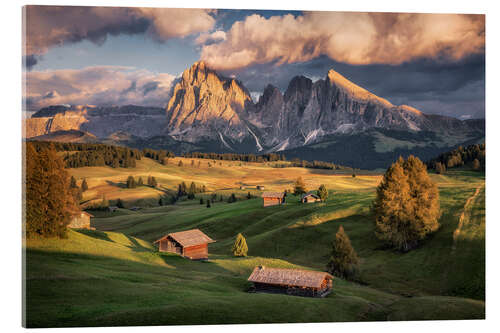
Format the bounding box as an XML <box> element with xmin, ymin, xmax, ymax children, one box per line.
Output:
<box><xmin>166</xmin><ymin>61</ymin><xmax>253</xmax><ymax>145</ymax></box>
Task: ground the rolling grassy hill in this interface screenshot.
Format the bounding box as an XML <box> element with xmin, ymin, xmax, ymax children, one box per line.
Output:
<box><xmin>24</xmin><ymin>159</ymin><xmax>485</xmax><ymax>327</ymax></box>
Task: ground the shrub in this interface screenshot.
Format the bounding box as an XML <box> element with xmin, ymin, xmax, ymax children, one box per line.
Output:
<box><xmin>232</xmin><ymin>233</ymin><xmax>248</xmax><ymax>257</ymax></box>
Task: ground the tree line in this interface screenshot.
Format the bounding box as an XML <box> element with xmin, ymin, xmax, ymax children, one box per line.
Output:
<box><xmin>427</xmin><ymin>143</ymin><xmax>485</xmax><ymax>173</ymax></box>
<box><xmin>181</xmin><ymin>151</ymin><xmax>286</xmax><ymax>162</ymax></box>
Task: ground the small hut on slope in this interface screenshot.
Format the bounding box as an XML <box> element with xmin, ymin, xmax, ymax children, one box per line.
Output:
<box><xmin>153</xmin><ymin>229</ymin><xmax>215</xmax><ymax>260</ymax></box>
<box><xmin>261</xmin><ymin>192</ymin><xmax>285</xmax><ymax>207</ymax></box>
<box><xmin>247</xmin><ymin>266</ymin><xmax>333</xmax><ymax>297</ymax></box>
<box><xmin>68</xmin><ymin>211</ymin><xmax>94</xmax><ymax>229</ymax></box>
<box><xmin>301</xmin><ymin>192</ymin><xmax>321</xmax><ymax>203</ymax></box>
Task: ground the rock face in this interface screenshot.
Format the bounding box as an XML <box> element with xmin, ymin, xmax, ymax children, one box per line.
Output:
<box><xmin>25</xmin><ymin>105</ymin><xmax>166</xmax><ymax>139</ymax></box>
<box><xmin>164</xmin><ymin>62</ymin><xmax>482</xmax><ymax>152</ymax></box>
<box><xmin>165</xmin><ymin>61</ymin><xmax>253</xmax><ymax>144</ymax></box>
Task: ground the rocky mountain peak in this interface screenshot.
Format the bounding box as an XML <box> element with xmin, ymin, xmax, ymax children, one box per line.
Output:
<box><xmin>327</xmin><ymin>68</ymin><xmax>393</xmax><ymax>108</ymax></box>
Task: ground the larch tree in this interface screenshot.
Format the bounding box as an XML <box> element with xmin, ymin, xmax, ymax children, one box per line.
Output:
<box><xmin>472</xmin><ymin>158</ymin><xmax>481</xmax><ymax>171</ymax></box>
<box><xmin>318</xmin><ymin>184</ymin><xmax>328</xmax><ymax>202</ymax></box>
<box><xmin>126</xmin><ymin>176</ymin><xmax>136</xmax><ymax>188</ymax></box>
<box><xmin>25</xmin><ymin>143</ymin><xmax>79</xmax><ymax>238</ymax></box>
<box><xmin>372</xmin><ymin>156</ymin><xmax>440</xmax><ymax>252</ymax></box>
<box><xmin>81</xmin><ymin>178</ymin><xmax>88</xmax><ymax>192</ymax></box>
<box><xmin>232</xmin><ymin>233</ymin><xmax>248</xmax><ymax>257</ymax></box>
<box><xmin>326</xmin><ymin>225</ymin><xmax>359</xmax><ymax>280</ymax></box>
<box><xmin>293</xmin><ymin>177</ymin><xmax>307</xmax><ymax>195</ymax></box>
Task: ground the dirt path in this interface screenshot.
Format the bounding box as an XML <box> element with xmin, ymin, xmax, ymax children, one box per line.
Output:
<box><xmin>452</xmin><ymin>185</ymin><xmax>483</xmax><ymax>253</ymax></box>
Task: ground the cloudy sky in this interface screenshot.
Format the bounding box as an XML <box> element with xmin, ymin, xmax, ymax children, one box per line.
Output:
<box><xmin>23</xmin><ymin>6</ymin><xmax>485</xmax><ymax>119</ymax></box>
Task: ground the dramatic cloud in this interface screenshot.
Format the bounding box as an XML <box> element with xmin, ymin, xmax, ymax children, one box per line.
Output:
<box><xmin>195</xmin><ymin>30</ymin><xmax>227</xmax><ymax>45</ymax></box>
<box><xmin>219</xmin><ymin>53</ymin><xmax>485</xmax><ymax>119</ymax></box>
<box><xmin>201</xmin><ymin>12</ymin><xmax>485</xmax><ymax>70</ymax></box>
<box><xmin>25</xmin><ymin>66</ymin><xmax>176</xmax><ymax>110</ymax></box>
<box><xmin>24</xmin><ymin>6</ymin><xmax>215</xmax><ymax>61</ymax></box>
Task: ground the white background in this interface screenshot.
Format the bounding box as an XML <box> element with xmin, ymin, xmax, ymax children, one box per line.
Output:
<box><xmin>1</xmin><ymin>0</ymin><xmax>498</xmax><ymax>332</ymax></box>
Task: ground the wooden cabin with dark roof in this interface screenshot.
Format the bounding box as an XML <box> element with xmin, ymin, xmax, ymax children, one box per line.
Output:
<box><xmin>68</xmin><ymin>211</ymin><xmax>94</xmax><ymax>229</ymax></box>
<box><xmin>153</xmin><ymin>229</ymin><xmax>215</xmax><ymax>260</ymax></box>
<box><xmin>301</xmin><ymin>192</ymin><xmax>321</xmax><ymax>203</ymax></box>
<box><xmin>261</xmin><ymin>192</ymin><xmax>285</xmax><ymax>207</ymax></box>
<box><xmin>248</xmin><ymin>266</ymin><xmax>333</xmax><ymax>297</ymax></box>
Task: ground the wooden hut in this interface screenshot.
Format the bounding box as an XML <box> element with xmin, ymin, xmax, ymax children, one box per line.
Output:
<box><xmin>256</xmin><ymin>185</ymin><xmax>266</xmax><ymax>190</ymax></box>
<box><xmin>261</xmin><ymin>192</ymin><xmax>285</xmax><ymax>207</ymax></box>
<box><xmin>153</xmin><ymin>229</ymin><xmax>215</xmax><ymax>260</ymax></box>
<box><xmin>68</xmin><ymin>211</ymin><xmax>94</xmax><ymax>229</ymax></box>
<box><xmin>301</xmin><ymin>192</ymin><xmax>321</xmax><ymax>203</ymax></box>
<box><xmin>247</xmin><ymin>266</ymin><xmax>333</xmax><ymax>297</ymax></box>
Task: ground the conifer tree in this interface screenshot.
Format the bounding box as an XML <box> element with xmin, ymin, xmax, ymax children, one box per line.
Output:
<box><xmin>247</xmin><ymin>191</ymin><xmax>252</xmax><ymax>199</ymax></box>
<box><xmin>326</xmin><ymin>226</ymin><xmax>359</xmax><ymax>280</ymax></box>
<box><xmin>372</xmin><ymin>156</ymin><xmax>440</xmax><ymax>252</ymax></box>
<box><xmin>232</xmin><ymin>233</ymin><xmax>248</xmax><ymax>257</ymax></box>
<box><xmin>435</xmin><ymin>162</ymin><xmax>446</xmax><ymax>174</ymax></box>
<box><xmin>116</xmin><ymin>198</ymin><xmax>124</xmax><ymax>208</ymax></box>
<box><xmin>206</xmin><ymin>199</ymin><xmax>211</xmax><ymax>208</ymax></box>
<box><xmin>178</xmin><ymin>160</ymin><xmax>183</xmax><ymax>167</ymax></box>
<box><xmin>26</xmin><ymin>143</ymin><xmax>78</xmax><ymax>238</ymax></box>
<box><xmin>200</xmin><ymin>198</ymin><xmax>204</xmax><ymax>205</ymax></box>
<box><xmin>81</xmin><ymin>178</ymin><xmax>89</xmax><ymax>192</ymax></box>
<box><xmin>126</xmin><ymin>175</ymin><xmax>136</xmax><ymax>188</ymax></box>
<box><xmin>70</xmin><ymin>176</ymin><xmax>78</xmax><ymax>189</ymax></box>
<box><xmin>158</xmin><ymin>197</ymin><xmax>163</xmax><ymax>206</ymax></box>
<box><xmin>472</xmin><ymin>158</ymin><xmax>480</xmax><ymax>171</ymax></box>
<box><xmin>318</xmin><ymin>184</ymin><xmax>328</xmax><ymax>202</ymax></box>
<box><xmin>293</xmin><ymin>176</ymin><xmax>307</xmax><ymax>195</ymax></box>
<box><xmin>228</xmin><ymin>193</ymin><xmax>237</xmax><ymax>203</ymax></box>
<box><xmin>151</xmin><ymin>176</ymin><xmax>157</xmax><ymax>188</ymax></box>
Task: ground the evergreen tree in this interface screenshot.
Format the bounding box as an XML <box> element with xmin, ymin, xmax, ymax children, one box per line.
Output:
<box><xmin>472</xmin><ymin>158</ymin><xmax>481</xmax><ymax>171</ymax></box>
<box><xmin>137</xmin><ymin>177</ymin><xmax>144</xmax><ymax>186</ymax></box>
<box><xmin>372</xmin><ymin>156</ymin><xmax>440</xmax><ymax>252</ymax></box>
<box><xmin>228</xmin><ymin>193</ymin><xmax>237</xmax><ymax>203</ymax></box>
<box><xmin>293</xmin><ymin>176</ymin><xmax>307</xmax><ymax>195</ymax></box>
<box><xmin>150</xmin><ymin>176</ymin><xmax>158</xmax><ymax>188</ymax></box>
<box><xmin>116</xmin><ymin>198</ymin><xmax>124</xmax><ymax>208</ymax></box>
<box><xmin>318</xmin><ymin>184</ymin><xmax>328</xmax><ymax>202</ymax></box>
<box><xmin>70</xmin><ymin>176</ymin><xmax>78</xmax><ymax>189</ymax></box>
<box><xmin>158</xmin><ymin>197</ymin><xmax>164</xmax><ymax>206</ymax></box>
<box><xmin>247</xmin><ymin>191</ymin><xmax>252</xmax><ymax>199</ymax></box>
<box><xmin>200</xmin><ymin>198</ymin><xmax>204</xmax><ymax>205</ymax></box>
<box><xmin>26</xmin><ymin>143</ymin><xmax>78</xmax><ymax>238</ymax></box>
<box><xmin>326</xmin><ymin>226</ymin><xmax>359</xmax><ymax>280</ymax></box>
<box><xmin>81</xmin><ymin>178</ymin><xmax>89</xmax><ymax>192</ymax></box>
<box><xmin>232</xmin><ymin>233</ymin><xmax>248</xmax><ymax>257</ymax></box>
<box><xmin>126</xmin><ymin>175</ymin><xmax>136</xmax><ymax>188</ymax></box>
<box><xmin>206</xmin><ymin>199</ymin><xmax>211</xmax><ymax>208</ymax></box>
<box><xmin>435</xmin><ymin>162</ymin><xmax>446</xmax><ymax>174</ymax></box>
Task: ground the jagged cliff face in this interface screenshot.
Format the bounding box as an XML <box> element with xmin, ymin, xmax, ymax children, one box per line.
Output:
<box><xmin>165</xmin><ymin>61</ymin><xmax>253</xmax><ymax>143</ymax></box>
<box><xmin>25</xmin><ymin>105</ymin><xmax>166</xmax><ymax>139</ymax></box>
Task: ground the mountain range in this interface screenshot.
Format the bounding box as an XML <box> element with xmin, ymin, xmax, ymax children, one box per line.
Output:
<box><xmin>25</xmin><ymin>61</ymin><xmax>484</xmax><ymax>169</ymax></box>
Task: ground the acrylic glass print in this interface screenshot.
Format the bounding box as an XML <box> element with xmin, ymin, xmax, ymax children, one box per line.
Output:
<box><xmin>22</xmin><ymin>5</ymin><xmax>485</xmax><ymax>328</ymax></box>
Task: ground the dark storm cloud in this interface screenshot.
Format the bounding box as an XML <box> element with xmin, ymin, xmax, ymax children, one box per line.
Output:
<box><xmin>24</xmin><ymin>6</ymin><xmax>216</xmax><ymax>68</ymax></box>
<box><xmin>23</xmin><ymin>54</ymin><xmax>39</xmax><ymax>70</ymax></box>
<box><xmin>142</xmin><ymin>81</ymin><xmax>159</xmax><ymax>96</ymax></box>
<box><xmin>220</xmin><ymin>54</ymin><xmax>485</xmax><ymax>119</ymax></box>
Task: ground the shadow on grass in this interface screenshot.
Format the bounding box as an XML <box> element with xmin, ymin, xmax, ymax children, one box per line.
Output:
<box><xmin>74</xmin><ymin>229</ymin><xmax>114</xmax><ymax>243</ymax></box>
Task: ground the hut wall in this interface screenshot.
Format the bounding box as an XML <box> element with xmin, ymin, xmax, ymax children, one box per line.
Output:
<box><xmin>67</xmin><ymin>214</ymin><xmax>91</xmax><ymax>229</ymax></box>
<box><xmin>183</xmin><ymin>243</ymin><xmax>208</xmax><ymax>260</ymax></box>
<box><xmin>159</xmin><ymin>239</ymin><xmax>182</xmax><ymax>254</ymax></box>
<box><xmin>263</xmin><ymin>197</ymin><xmax>281</xmax><ymax>207</ymax></box>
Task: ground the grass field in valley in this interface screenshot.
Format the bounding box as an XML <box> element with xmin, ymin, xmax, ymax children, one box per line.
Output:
<box><xmin>24</xmin><ymin>157</ymin><xmax>486</xmax><ymax>327</ymax></box>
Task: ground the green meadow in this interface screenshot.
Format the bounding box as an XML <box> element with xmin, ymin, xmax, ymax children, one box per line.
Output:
<box><xmin>24</xmin><ymin>158</ymin><xmax>485</xmax><ymax>327</ymax></box>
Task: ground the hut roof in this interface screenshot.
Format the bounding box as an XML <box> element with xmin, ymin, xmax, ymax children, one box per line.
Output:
<box><xmin>261</xmin><ymin>192</ymin><xmax>285</xmax><ymax>199</ymax></box>
<box><xmin>154</xmin><ymin>229</ymin><xmax>215</xmax><ymax>247</ymax></box>
<box><xmin>73</xmin><ymin>211</ymin><xmax>94</xmax><ymax>218</ymax></box>
<box><xmin>248</xmin><ymin>266</ymin><xmax>333</xmax><ymax>289</ymax></box>
<box><xmin>301</xmin><ymin>192</ymin><xmax>320</xmax><ymax>199</ymax></box>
